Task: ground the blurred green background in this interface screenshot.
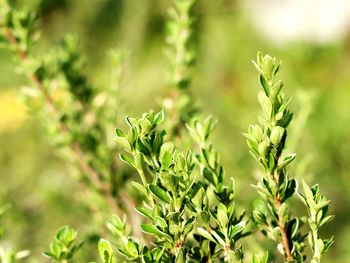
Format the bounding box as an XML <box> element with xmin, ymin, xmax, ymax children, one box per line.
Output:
<box><xmin>1</xmin><ymin>0</ymin><xmax>350</xmax><ymax>262</ymax></box>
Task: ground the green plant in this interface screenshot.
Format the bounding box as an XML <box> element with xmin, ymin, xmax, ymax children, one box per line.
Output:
<box><xmin>111</xmin><ymin>110</ymin><xmax>248</xmax><ymax>262</ymax></box>
<box><xmin>96</xmin><ymin>53</ymin><xmax>334</xmax><ymax>262</ymax></box>
<box><xmin>0</xmin><ymin>1</ymin><xmax>335</xmax><ymax>263</ymax></box>
<box><xmin>0</xmin><ymin>0</ymin><xmax>127</xmax><ymax>218</ymax></box>
<box><xmin>246</xmin><ymin>52</ymin><xmax>334</xmax><ymax>262</ymax></box>
<box><xmin>163</xmin><ymin>0</ymin><xmax>197</xmax><ymax>138</ymax></box>
<box><xmin>43</xmin><ymin>225</ymin><xmax>83</xmax><ymax>263</ymax></box>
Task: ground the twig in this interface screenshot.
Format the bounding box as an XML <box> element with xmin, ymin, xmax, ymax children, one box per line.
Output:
<box><xmin>275</xmin><ymin>196</ymin><xmax>292</xmax><ymax>261</ymax></box>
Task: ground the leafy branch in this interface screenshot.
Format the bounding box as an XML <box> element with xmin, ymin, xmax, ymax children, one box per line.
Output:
<box><xmin>247</xmin><ymin>52</ymin><xmax>333</xmax><ymax>262</ymax></box>
<box><xmin>164</xmin><ymin>0</ymin><xmax>197</xmax><ymax>138</ymax></box>
<box><xmin>0</xmin><ymin>0</ymin><xmax>123</xmax><ymax>215</ymax></box>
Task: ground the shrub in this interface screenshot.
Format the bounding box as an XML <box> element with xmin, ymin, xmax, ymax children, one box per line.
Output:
<box><xmin>0</xmin><ymin>0</ymin><xmax>333</xmax><ymax>262</ymax></box>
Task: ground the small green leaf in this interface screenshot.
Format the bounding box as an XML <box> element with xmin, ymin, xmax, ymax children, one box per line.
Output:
<box><xmin>119</xmin><ymin>153</ymin><xmax>136</xmax><ymax>169</ymax></box>
<box><xmin>258</xmin><ymin>140</ymin><xmax>270</xmax><ymax>158</ymax></box>
<box><xmin>135</xmin><ymin>207</ymin><xmax>153</xmax><ymax>220</ymax></box>
<box><xmin>115</xmin><ymin>129</ymin><xmax>131</xmax><ymax>151</ymax></box>
<box><xmin>270</xmin><ymin>126</ymin><xmax>285</xmax><ymax>147</ymax></box>
<box><xmin>155</xmin><ymin>216</ymin><xmax>168</xmax><ymax>229</ymax></box>
<box><xmin>140</xmin><ymin>224</ymin><xmax>161</xmax><ymax>236</ymax></box>
<box><xmin>202</xmin><ymin>167</ymin><xmax>217</xmax><ymax>186</ymax></box>
<box><xmin>259</xmin><ymin>74</ymin><xmax>270</xmax><ymax>95</ymax></box>
<box><xmin>258</xmin><ymin>91</ymin><xmax>272</xmax><ymax>119</ymax></box>
<box><xmin>136</xmin><ymin>138</ymin><xmax>151</xmax><ymax>155</ymax></box>
<box><xmin>149</xmin><ymin>184</ymin><xmax>171</xmax><ymax>203</ymax></box>
<box><xmin>161</xmin><ymin>151</ymin><xmax>172</xmax><ymax>168</ymax></box>
<box><xmin>98</xmin><ymin>239</ymin><xmax>114</xmax><ymax>263</ymax></box>
<box><xmin>154</xmin><ymin>109</ymin><xmax>165</xmax><ymax>126</ymax></box>
<box><xmin>56</xmin><ymin>225</ymin><xmax>77</xmax><ymax>246</ymax></box>
<box><xmin>277</xmin><ymin>153</ymin><xmax>296</xmax><ymax>171</ymax></box>
<box><xmin>127</xmin><ymin>238</ymin><xmax>139</xmax><ymax>258</ymax></box>
<box><xmin>217</xmin><ymin>203</ymin><xmax>228</xmax><ymax>228</ymax></box>
<box><xmin>229</xmin><ymin>221</ymin><xmax>245</xmax><ymax>239</ymax></box>
<box><xmin>139</xmin><ymin>118</ymin><xmax>153</xmax><ymax>133</ymax></box>
<box><xmin>197</xmin><ymin>228</ymin><xmax>216</xmax><ymax>243</ymax></box>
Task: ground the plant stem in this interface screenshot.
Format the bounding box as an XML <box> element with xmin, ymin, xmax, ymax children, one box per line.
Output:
<box><xmin>312</xmin><ymin>229</ymin><xmax>320</xmax><ymax>263</ymax></box>
<box><xmin>275</xmin><ymin>196</ymin><xmax>292</xmax><ymax>262</ymax></box>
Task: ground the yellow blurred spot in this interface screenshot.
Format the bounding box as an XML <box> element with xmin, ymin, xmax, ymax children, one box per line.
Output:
<box><xmin>0</xmin><ymin>90</ymin><xmax>27</xmax><ymax>131</ymax></box>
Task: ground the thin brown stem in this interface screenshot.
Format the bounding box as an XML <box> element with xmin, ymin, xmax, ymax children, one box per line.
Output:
<box><xmin>275</xmin><ymin>196</ymin><xmax>292</xmax><ymax>262</ymax></box>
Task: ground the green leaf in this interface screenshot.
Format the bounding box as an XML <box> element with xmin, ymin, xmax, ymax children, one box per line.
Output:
<box><xmin>186</xmin><ymin>123</ymin><xmax>201</xmax><ymax>144</ymax></box>
<box><xmin>140</xmin><ymin>224</ymin><xmax>161</xmax><ymax>236</ymax></box>
<box><xmin>282</xmin><ymin>178</ymin><xmax>296</xmax><ymax>202</ymax></box>
<box><xmin>217</xmin><ymin>203</ymin><xmax>228</xmax><ymax>228</ymax></box>
<box><xmin>115</xmin><ymin>128</ymin><xmax>125</xmax><ymax>137</ymax></box>
<box><xmin>131</xmin><ymin>182</ymin><xmax>148</xmax><ymax>199</ymax></box>
<box><xmin>154</xmin><ymin>109</ymin><xmax>165</xmax><ymax>126</ymax></box>
<box><xmin>197</xmin><ymin>227</ymin><xmax>216</xmax><ymax>243</ymax></box>
<box><xmin>134</xmin><ymin>152</ymin><xmax>144</xmax><ymax>171</ymax></box>
<box><xmin>161</xmin><ymin>151</ymin><xmax>172</xmax><ymax>168</ymax></box>
<box><xmin>270</xmin><ymin>80</ymin><xmax>283</xmax><ymax>99</ymax></box>
<box><xmin>202</xmin><ymin>167</ymin><xmax>217</xmax><ymax>186</ymax></box>
<box><xmin>320</xmin><ymin>215</ymin><xmax>334</xmax><ymax>227</ymax></box>
<box><xmin>277</xmin><ymin>153</ymin><xmax>296</xmax><ymax>171</ymax></box>
<box><xmin>258</xmin><ymin>140</ymin><xmax>270</xmax><ymax>158</ymax></box>
<box><xmin>229</xmin><ymin>221</ymin><xmax>245</xmax><ymax>239</ymax></box>
<box><xmin>142</xmin><ymin>247</ymin><xmax>153</xmax><ymax>263</ymax></box>
<box><xmin>136</xmin><ymin>138</ymin><xmax>151</xmax><ymax>155</ymax></box>
<box><xmin>258</xmin><ymin>91</ymin><xmax>272</xmax><ymax>119</ymax></box>
<box><xmin>155</xmin><ymin>216</ymin><xmax>168</xmax><ymax>229</ymax></box>
<box><xmin>127</xmin><ymin>238</ymin><xmax>139</xmax><ymax>258</ymax></box>
<box><xmin>270</xmin><ymin>126</ymin><xmax>285</xmax><ymax>147</ymax></box>
<box><xmin>135</xmin><ymin>207</ymin><xmax>153</xmax><ymax>220</ymax></box>
<box><xmin>98</xmin><ymin>239</ymin><xmax>114</xmax><ymax>263</ymax></box>
<box><xmin>149</xmin><ymin>184</ymin><xmax>171</xmax><ymax>203</ymax></box>
<box><xmin>139</xmin><ymin>118</ymin><xmax>153</xmax><ymax>133</ymax></box>
<box><xmin>197</xmin><ymin>211</ymin><xmax>210</xmax><ymax>226</ymax></box>
<box><xmin>160</xmin><ymin>142</ymin><xmax>174</xmax><ymax>158</ymax></box>
<box><xmin>56</xmin><ymin>225</ymin><xmax>77</xmax><ymax>246</ymax></box>
<box><xmin>125</xmin><ymin>117</ymin><xmax>138</xmax><ymax>128</ymax></box>
<box><xmin>301</xmin><ymin>180</ymin><xmax>315</xmax><ymax>205</ymax></box>
<box><xmin>119</xmin><ymin>153</ymin><xmax>136</xmax><ymax>169</ymax></box>
<box><xmin>192</xmin><ymin>186</ymin><xmax>206</xmax><ymax>209</ymax></box>
<box><xmin>259</xmin><ymin>74</ymin><xmax>270</xmax><ymax>95</ymax></box>
<box><xmin>115</xmin><ymin>129</ymin><xmax>131</xmax><ymax>151</ymax></box>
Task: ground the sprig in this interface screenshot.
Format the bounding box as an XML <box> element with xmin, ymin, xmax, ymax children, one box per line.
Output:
<box><xmin>247</xmin><ymin>52</ymin><xmax>302</xmax><ymax>262</ymax></box>
<box><xmin>43</xmin><ymin>226</ymin><xmax>83</xmax><ymax>263</ymax></box>
<box><xmin>164</xmin><ymin>0</ymin><xmax>197</xmax><ymax>138</ymax></box>
<box><xmin>298</xmin><ymin>181</ymin><xmax>334</xmax><ymax>263</ymax></box>
<box><xmin>247</xmin><ymin>52</ymin><xmax>333</xmax><ymax>262</ymax></box>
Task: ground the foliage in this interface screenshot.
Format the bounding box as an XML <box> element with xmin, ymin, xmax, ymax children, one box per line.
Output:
<box><xmin>0</xmin><ymin>0</ymin><xmax>336</xmax><ymax>262</ymax></box>
<box><xmin>43</xmin><ymin>226</ymin><xmax>83</xmax><ymax>262</ymax></box>
<box><xmin>163</xmin><ymin>0</ymin><xmax>197</xmax><ymax>138</ymax></box>
<box><xmin>0</xmin><ymin>0</ymin><xmax>127</xmax><ymax>218</ymax></box>
<box><xmin>112</xmin><ymin>109</ymin><xmax>248</xmax><ymax>262</ymax></box>
<box><xmin>246</xmin><ymin>52</ymin><xmax>334</xmax><ymax>262</ymax></box>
